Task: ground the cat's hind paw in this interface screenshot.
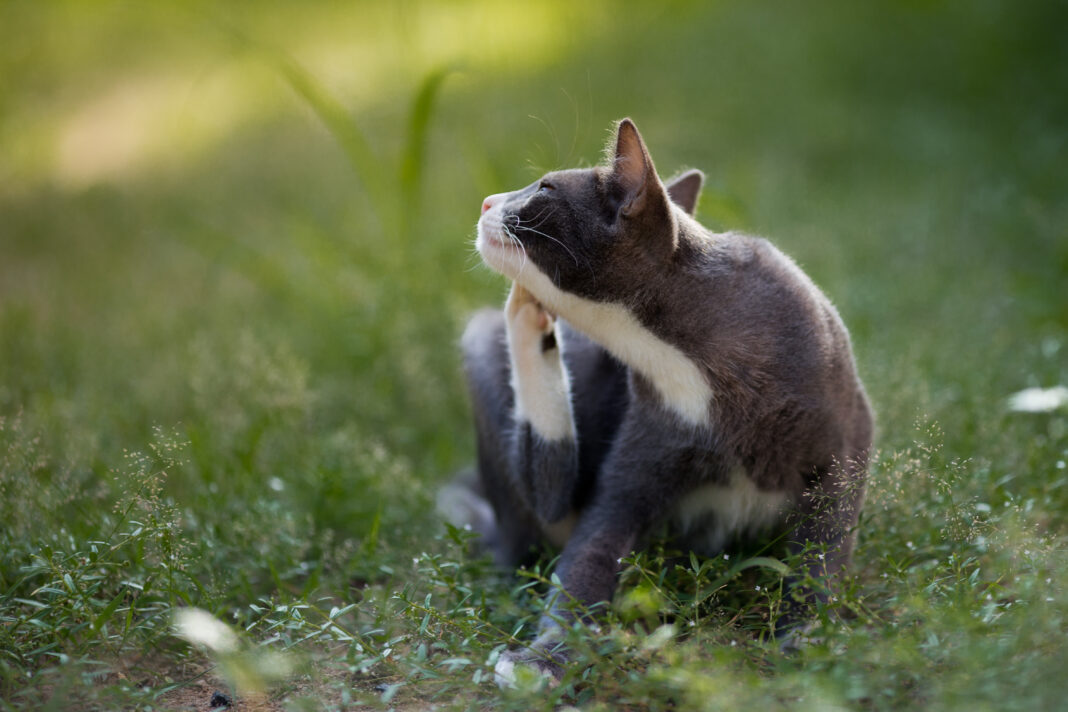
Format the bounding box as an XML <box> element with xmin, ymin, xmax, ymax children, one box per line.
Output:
<box><xmin>504</xmin><ymin>282</ymin><xmax>575</xmax><ymax>441</ymax></box>
<box><xmin>505</xmin><ymin>283</ymin><xmax>554</xmax><ymax>344</ymax></box>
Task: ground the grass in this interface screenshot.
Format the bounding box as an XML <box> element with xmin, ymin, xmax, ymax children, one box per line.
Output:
<box><xmin>1</xmin><ymin>0</ymin><xmax>1066</xmax><ymax>709</ymax></box>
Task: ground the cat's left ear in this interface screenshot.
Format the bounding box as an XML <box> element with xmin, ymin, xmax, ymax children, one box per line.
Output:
<box><xmin>611</xmin><ymin>118</ymin><xmax>669</xmax><ymax>218</ymax></box>
<box><xmin>665</xmin><ymin>169</ymin><xmax>705</xmax><ymax>216</ymax></box>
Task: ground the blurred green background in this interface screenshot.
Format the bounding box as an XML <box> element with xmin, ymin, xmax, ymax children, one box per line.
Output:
<box><xmin>1</xmin><ymin>0</ymin><xmax>1066</xmax><ymax>708</ymax></box>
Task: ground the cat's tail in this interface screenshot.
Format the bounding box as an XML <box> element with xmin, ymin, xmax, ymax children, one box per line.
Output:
<box><xmin>436</xmin><ymin>467</ymin><xmax>498</xmax><ymax>549</ymax></box>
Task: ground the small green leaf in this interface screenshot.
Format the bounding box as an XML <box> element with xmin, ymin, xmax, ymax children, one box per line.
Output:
<box><xmin>92</xmin><ymin>590</ymin><xmax>125</xmax><ymax>632</ymax></box>
<box><xmin>330</xmin><ymin>603</ymin><xmax>357</xmax><ymax>620</ymax></box>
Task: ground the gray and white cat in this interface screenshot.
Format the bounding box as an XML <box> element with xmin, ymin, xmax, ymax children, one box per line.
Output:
<box><xmin>451</xmin><ymin>118</ymin><xmax>873</xmax><ymax>683</ymax></box>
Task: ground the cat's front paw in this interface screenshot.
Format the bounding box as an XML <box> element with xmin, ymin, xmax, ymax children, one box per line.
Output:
<box><xmin>493</xmin><ymin>641</ymin><xmax>568</xmax><ymax>689</ymax></box>
<box><xmin>776</xmin><ymin>620</ymin><xmax>823</xmax><ymax>654</ymax></box>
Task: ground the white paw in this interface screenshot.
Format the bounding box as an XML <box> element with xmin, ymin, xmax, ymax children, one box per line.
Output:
<box><xmin>504</xmin><ymin>283</ymin><xmax>575</xmax><ymax>441</ymax></box>
<box><xmin>492</xmin><ymin>654</ymin><xmax>518</xmax><ymax>689</ymax></box>
<box><xmin>505</xmin><ymin>283</ymin><xmax>555</xmax><ymax>353</ymax></box>
<box><xmin>493</xmin><ymin>648</ymin><xmax>563</xmax><ymax>690</ymax></box>
<box><xmin>777</xmin><ymin>621</ymin><xmax>823</xmax><ymax>654</ymax></box>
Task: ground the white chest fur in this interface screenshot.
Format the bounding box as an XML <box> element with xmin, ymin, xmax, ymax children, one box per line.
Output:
<box><xmin>674</xmin><ymin>469</ymin><xmax>791</xmax><ymax>555</ymax></box>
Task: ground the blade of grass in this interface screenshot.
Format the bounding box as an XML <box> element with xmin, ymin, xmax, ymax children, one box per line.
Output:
<box><xmin>215</xmin><ymin>21</ymin><xmax>395</xmax><ymax>234</ymax></box>
<box><xmin>269</xmin><ymin>52</ymin><xmax>397</xmax><ymax>233</ymax></box>
<box><xmin>695</xmin><ymin>556</ymin><xmax>790</xmax><ymax>606</ymax></box>
<box><xmin>399</xmin><ymin>65</ymin><xmax>454</xmax><ymax>235</ymax></box>
<box><xmin>91</xmin><ymin>590</ymin><xmax>125</xmax><ymax>634</ymax></box>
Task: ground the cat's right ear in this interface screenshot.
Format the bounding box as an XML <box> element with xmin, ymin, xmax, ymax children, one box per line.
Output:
<box><xmin>665</xmin><ymin>169</ymin><xmax>704</xmax><ymax>216</ymax></box>
<box><xmin>610</xmin><ymin>118</ymin><xmax>664</xmax><ymax>218</ymax></box>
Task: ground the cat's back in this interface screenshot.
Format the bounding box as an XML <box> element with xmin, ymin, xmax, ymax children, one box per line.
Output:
<box><xmin>669</xmin><ymin>226</ymin><xmax>870</xmax><ymax>454</ymax></box>
<box><xmin>686</xmin><ymin>229</ymin><xmax>858</xmax><ymax>377</ymax></box>
<box><xmin>709</xmin><ymin>231</ymin><xmax>836</xmax><ymax>322</ymax></box>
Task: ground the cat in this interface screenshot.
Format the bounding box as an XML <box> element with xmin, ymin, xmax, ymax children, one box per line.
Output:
<box><xmin>450</xmin><ymin>118</ymin><xmax>873</xmax><ymax>685</ymax></box>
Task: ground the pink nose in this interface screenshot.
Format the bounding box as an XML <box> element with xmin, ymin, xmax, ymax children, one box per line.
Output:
<box><xmin>481</xmin><ymin>199</ymin><xmax>492</xmax><ymax>215</ymax></box>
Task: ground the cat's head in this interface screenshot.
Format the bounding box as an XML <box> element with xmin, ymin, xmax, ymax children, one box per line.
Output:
<box><xmin>476</xmin><ymin>119</ymin><xmax>703</xmax><ymax>307</ymax></box>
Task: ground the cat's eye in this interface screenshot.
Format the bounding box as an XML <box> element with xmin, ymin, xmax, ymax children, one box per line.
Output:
<box><xmin>538</xmin><ymin>181</ymin><xmax>556</xmax><ymax>193</ymax></box>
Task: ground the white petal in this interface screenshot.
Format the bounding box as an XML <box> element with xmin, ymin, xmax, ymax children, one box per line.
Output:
<box><xmin>1007</xmin><ymin>386</ymin><xmax>1068</xmax><ymax>413</ymax></box>
<box><xmin>173</xmin><ymin>608</ymin><xmax>238</xmax><ymax>653</ymax></box>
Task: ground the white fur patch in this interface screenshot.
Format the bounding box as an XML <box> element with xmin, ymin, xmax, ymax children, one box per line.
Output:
<box><xmin>493</xmin><ymin>654</ymin><xmax>559</xmax><ymax>690</ymax></box>
<box><xmin>493</xmin><ymin>656</ymin><xmax>517</xmax><ymax>688</ymax></box>
<box><xmin>507</xmin><ymin>321</ymin><xmax>576</xmax><ymax>441</ymax></box>
<box><xmin>478</xmin><ymin>213</ymin><xmax>712</xmax><ymax>427</ymax></box>
<box><xmin>674</xmin><ymin>468</ymin><xmax>790</xmax><ymax>554</ymax></box>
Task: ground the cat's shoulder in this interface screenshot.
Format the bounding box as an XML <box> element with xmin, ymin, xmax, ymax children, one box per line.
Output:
<box><xmin>714</xmin><ymin>231</ymin><xmax>813</xmax><ymax>282</ymax></box>
<box><xmin>679</xmin><ymin>227</ymin><xmax>781</xmax><ymax>272</ymax></box>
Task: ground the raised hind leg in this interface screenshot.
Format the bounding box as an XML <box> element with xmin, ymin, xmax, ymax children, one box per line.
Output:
<box><xmin>455</xmin><ymin>307</ymin><xmax>544</xmax><ymax>567</ymax></box>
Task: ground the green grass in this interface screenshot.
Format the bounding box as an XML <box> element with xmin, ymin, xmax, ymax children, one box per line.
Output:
<box><xmin>1</xmin><ymin>0</ymin><xmax>1066</xmax><ymax>709</ymax></box>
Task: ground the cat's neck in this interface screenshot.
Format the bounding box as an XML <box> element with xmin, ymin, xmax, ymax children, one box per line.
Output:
<box><xmin>519</xmin><ymin>215</ymin><xmax>718</xmax><ymax>427</ymax></box>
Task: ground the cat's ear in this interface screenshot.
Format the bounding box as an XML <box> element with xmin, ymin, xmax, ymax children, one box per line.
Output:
<box><xmin>610</xmin><ymin>118</ymin><xmax>667</xmax><ymax>218</ymax></box>
<box><xmin>665</xmin><ymin>169</ymin><xmax>704</xmax><ymax>216</ymax></box>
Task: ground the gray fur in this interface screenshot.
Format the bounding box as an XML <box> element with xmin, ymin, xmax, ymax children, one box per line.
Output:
<box><xmin>456</xmin><ymin>119</ymin><xmax>873</xmax><ymax>677</ymax></box>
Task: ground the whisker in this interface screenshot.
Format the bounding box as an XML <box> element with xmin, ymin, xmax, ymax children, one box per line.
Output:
<box><xmin>501</xmin><ymin>222</ymin><xmax>529</xmax><ymax>275</ymax></box>
<box><xmin>518</xmin><ymin>205</ymin><xmax>555</xmax><ymax>229</ymax></box>
<box><xmin>513</xmin><ymin>224</ymin><xmax>582</xmax><ymax>269</ymax></box>
<box><xmin>516</xmin><ymin>207</ymin><xmax>560</xmax><ymax>236</ymax></box>
<box><xmin>510</xmin><ymin>209</ymin><xmax>596</xmax><ymax>277</ymax></box>
<box><xmin>464</xmin><ymin>239</ymin><xmax>486</xmax><ymax>273</ymax></box>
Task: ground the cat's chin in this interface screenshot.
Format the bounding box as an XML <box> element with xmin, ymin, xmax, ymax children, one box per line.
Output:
<box><xmin>476</xmin><ymin>226</ymin><xmax>523</xmax><ymax>281</ymax></box>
